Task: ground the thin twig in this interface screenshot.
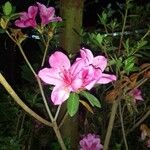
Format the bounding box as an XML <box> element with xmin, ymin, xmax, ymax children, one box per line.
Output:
<box><xmin>59</xmin><ymin>112</ymin><xmax>68</xmax><ymax>128</ymax></box>
<box><xmin>54</xmin><ymin>105</ymin><xmax>62</xmax><ymax>121</ymax></box>
<box><xmin>103</xmin><ymin>99</ymin><xmax>119</xmax><ymax>150</ymax></box>
<box><xmin>118</xmin><ymin>0</ymin><xmax>128</xmax><ymax>55</ymax></box>
<box><xmin>141</xmin><ymin>29</ymin><xmax>150</xmax><ymax>40</ymax></box>
<box><xmin>119</xmin><ymin>101</ymin><xmax>128</xmax><ymax>150</ymax></box>
<box><xmin>41</xmin><ymin>37</ymin><xmax>51</xmax><ymax>67</ymax></box>
<box><xmin>36</xmin><ymin>77</ymin><xmax>54</xmax><ymax>121</ymax></box>
<box><xmin>19</xmin><ymin>113</ymin><xmax>26</xmax><ymax>138</ymax></box>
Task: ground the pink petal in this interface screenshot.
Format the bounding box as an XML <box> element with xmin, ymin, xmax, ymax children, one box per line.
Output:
<box><xmin>71</xmin><ymin>59</ymin><xmax>86</xmax><ymax>75</ymax></box>
<box><xmin>94</xmin><ymin>68</ymin><xmax>102</xmax><ymax>80</ymax></box>
<box><xmin>55</xmin><ymin>16</ymin><xmax>62</xmax><ymax>22</ymax></box>
<box><xmin>85</xmin><ymin>80</ymin><xmax>97</xmax><ymax>90</ymax></box>
<box><xmin>37</xmin><ymin>2</ymin><xmax>50</xmax><ymax>25</ymax></box>
<box><xmin>15</xmin><ymin>20</ymin><xmax>26</xmax><ymax>28</ymax></box>
<box><xmin>71</xmin><ymin>78</ymin><xmax>83</xmax><ymax>91</ymax></box>
<box><xmin>24</xmin><ymin>19</ymin><xmax>36</xmax><ymax>28</ymax></box>
<box><xmin>51</xmin><ymin>86</ymin><xmax>70</xmax><ymax>105</ymax></box>
<box><xmin>37</xmin><ymin>2</ymin><xmax>60</xmax><ymax>25</ymax></box>
<box><xmin>38</xmin><ymin>68</ymin><xmax>62</xmax><ymax>86</ymax></box>
<box><xmin>37</xmin><ymin>2</ymin><xmax>47</xmax><ymax>13</ymax></box>
<box><xmin>48</xmin><ymin>16</ymin><xmax>62</xmax><ymax>22</ymax></box>
<box><xmin>15</xmin><ymin>7</ymin><xmax>37</xmax><ymax>28</ymax></box>
<box><xmin>28</xmin><ymin>6</ymin><xmax>38</xmax><ymax>18</ymax></box>
<box><xmin>132</xmin><ymin>88</ymin><xmax>143</xmax><ymax>101</ymax></box>
<box><xmin>47</xmin><ymin>7</ymin><xmax>55</xmax><ymax>18</ymax></box>
<box><xmin>93</xmin><ymin>56</ymin><xmax>107</xmax><ymax>72</ymax></box>
<box><xmin>81</xmin><ymin>66</ymin><xmax>99</xmax><ymax>90</ymax></box>
<box><xmin>97</xmin><ymin>73</ymin><xmax>117</xmax><ymax>84</ymax></box>
<box><xmin>49</xmin><ymin>51</ymin><xmax>70</xmax><ymax>70</ymax></box>
<box><xmin>135</xmin><ymin>95</ymin><xmax>143</xmax><ymax>101</ymax></box>
<box><xmin>20</xmin><ymin>12</ymin><xmax>28</xmax><ymax>20</ymax></box>
<box><xmin>80</xmin><ymin>48</ymin><xmax>94</xmax><ymax>64</ymax></box>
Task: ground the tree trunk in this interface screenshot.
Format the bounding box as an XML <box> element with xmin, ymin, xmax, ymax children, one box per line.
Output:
<box><xmin>59</xmin><ymin>0</ymin><xmax>84</xmax><ymax>55</ymax></box>
<box><xmin>59</xmin><ymin>0</ymin><xmax>84</xmax><ymax>149</ymax></box>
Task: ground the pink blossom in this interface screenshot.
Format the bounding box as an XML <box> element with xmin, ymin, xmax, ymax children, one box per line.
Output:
<box><xmin>37</xmin><ymin>2</ymin><xmax>62</xmax><ymax>25</ymax></box>
<box><xmin>146</xmin><ymin>138</ymin><xmax>150</xmax><ymax>148</ymax></box>
<box><xmin>74</xmin><ymin>48</ymin><xmax>117</xmax><ymax>90</ymax></box>
<box><xmin>79</xmin><ymin>133</ymin><xmax>103</xmax><ymax>150</ymax></box>
<box><xmin>15</xmin><ymin>6</ymin><xmax>38</xmax><ymax>28</ymax></box>
<box><xmin>130</xmin><ymin>88</ymin><xmax>143</xmax><ymax>102</ymax></box>
<box><xmin>38</xmin><ymin>51</ymin><xmax>83</xmax><ymax>105</ymax></box>
<box><xmin>38</xmin><ymin>49</ymin><xmax>116</xmax><ymax>105</ymax></box>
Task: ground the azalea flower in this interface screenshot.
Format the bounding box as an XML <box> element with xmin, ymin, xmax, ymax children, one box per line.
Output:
<box><xmin>79</xmin><ymin>133</ymin><xmax>103</xmax><ymax>150</ymax></box>
<box><xmin>74</xmin><ymin>48</ymin><xmax>117</xmax><ymax>90</ymax></box>
<box><xmin>38</xmin><ymin>49</ymin><xmax>116</xmax><ymax>105</ymax></box>
<box><xmin>38</xmin><ymin>51</ymin><xmax>83</xmax><ymax>105</ymax></box>
<box><xmin>37</xmin><ymin>2</ymin><xmax>62</xmax><ymax>25</ymax></box>
<box><xmin>15</xmin><ymin>6</ymin><xmax>38</xmax><ymax>28</ymax></box>
<box><xmin>15</xmin><ymin>3</ymin><xmax>62</xmax><ymax>28</ymax></box>
<box><xmin>130</xmin><ymin>88</ymin><xmax>143</xmax><ymax>103</ymax></box>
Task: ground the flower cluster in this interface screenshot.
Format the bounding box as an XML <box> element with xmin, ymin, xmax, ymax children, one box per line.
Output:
<box><xmin>38</xmin><ymin>48</ymin><xmax>116</xmax><ymax>105</ymax></box>
<box><xmin>15</xmin><ymin>2</ymin><xmax>62</xmax><ymax>28</ymax></box>
<box><xmin>79</xmin><ymin>133</ymin><xmax>103</xmax><ymax>150</ymax></box>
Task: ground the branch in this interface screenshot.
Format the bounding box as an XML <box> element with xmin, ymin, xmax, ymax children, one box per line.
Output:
<box><xmin>119</xmin><ymin>101</ymin><xmax>128</xmax><ymax>150</ymax></box>
<box><xmin>103</xmin><ymin>100</ymin><xmax>119</xmax><ymax>150</ymax></box>
<box><xmin>0</xmin><ymin>73</ymin><xmax>53</xmax><ymax>127</ymax></box>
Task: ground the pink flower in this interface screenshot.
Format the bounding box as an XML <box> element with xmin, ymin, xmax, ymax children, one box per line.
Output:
<box><xmin>130</xmin><ymin>88</ymin><xmax>143</xmax><ymax>102</ymax></box>
<box><xmin>146</xmin><ymin>138</ymin><xmax>150</xmax><ymax>148</ymax></box>
<box><xmin>79</xmin><ymin>133</ymin><xmax>103</xmax><ymax>150</ymax></box>
<box><xmin>37</xmin><ymin>2</ymin><xmax>62</xmax><ymax>25</ymax></box>
<box><xmin>74</xmin><ymin>48</ymin><xmax>117</xmax><ymax>90</ymax></box>
<box><xmin>15</xmin><ymin>6</ymin><xmax>38</xmax><ymax>28</ymax></box>
<box><xmin>38</xmin><ymin>49</ymin><xmax>116</xmax><ymax>105</ymax></box>
<box><xmin>38</xmin><ymin>51</ymin><xmax>83</xmax><ymax>105</ymax></box>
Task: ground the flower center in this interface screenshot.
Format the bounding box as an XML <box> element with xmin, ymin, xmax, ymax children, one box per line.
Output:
<box><xmin>62</xmin><ymin>69</ymin><xmax>72</xmax><ymax>86</ymax></box>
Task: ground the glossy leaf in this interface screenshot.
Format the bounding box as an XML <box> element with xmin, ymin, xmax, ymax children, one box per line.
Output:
<box><xmin>67</xmin><ymin>93</ymin><xmax>79</xmax><ymax>117</ymax></box>
<box><xmin>2</xmin><ymin>1</ymin><xmax>12</xmax><ymax>16</ymax></box>
<box><xmin>80</xmin><ymin>91</ymin><xmax>101</xmax><ymax>108</ymax></box>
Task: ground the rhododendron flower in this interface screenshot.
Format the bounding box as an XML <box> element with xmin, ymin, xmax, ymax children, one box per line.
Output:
<box><xmin>74</xmin><ymin>48</ymin><xmax>117</xmax><ymax>89</ymax></box>
<box><xmin>79</xmin><ymin>133</ymin><xmax>103</xmax><ymax>150</ymax></box>
<box><xmin>38</xmin><ymin>49</ymin><xmax>116</xmax><ymax>105</ymax></box>
<box><xmin>130</xmin><ymin>88</ymin><xmax>143</xmax><ymax>102</ymax></box>
<box><xmin>37</xmin><ymin>2</ymin><xmax>62</xmax><ymax>25</ymax></box>
<box><xmin>15</xmin><ymin>6</ymin><xmax>38</xmax><ymax>28</ymax></box>
<box><xmin>38</xmin><ymin>51</ymin><xmax>83</xmax><ymax>105</ymax></box>
<box><xmin>15</xmin><ymin>3</ymin><xmax>62</xmax><ymax>28</ymax></box>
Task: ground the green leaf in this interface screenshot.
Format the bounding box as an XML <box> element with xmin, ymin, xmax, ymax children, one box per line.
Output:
<box><xmin>96</xmin><ymin>33</ymin><xmax>103</xmax><ymax>45</ymax></box>
<box><xmin>123</xmin><ymin>38</ymin><xmax>130</xmax><ymax>55</ymax></box>
<box><xmin>2</xmin><ymin>1</ymin><xmax>12</xmax><ymax>16</ymax></box>
<box><xmin>124</xmin><ymin>56</ymin><xmax>136</xmax><ymax>74</ymax></box>
<box><xmin>80</xmin><ymin>91</ymin><xmax>101</xmax><ymax>108</ymax></box>
<box><xmin>67</xmin><ymin>93</ymin><xmax>79</xmax><ymax>117</ymax></box>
